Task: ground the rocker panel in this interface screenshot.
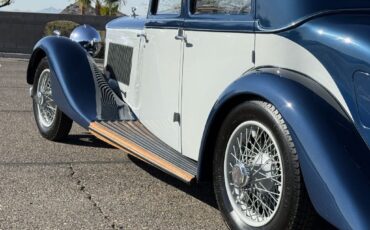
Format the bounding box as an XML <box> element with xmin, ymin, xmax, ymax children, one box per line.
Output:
<box><xmin>89</xmin><ymin>121</ymin><xmax>197</xmax><ymax>183</ymax></box>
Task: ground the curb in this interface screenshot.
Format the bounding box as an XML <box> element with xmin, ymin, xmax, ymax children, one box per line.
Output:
<box><xmin>0</xmin><ymin>52</ymin><xmax>104</xmax><ymax>64</ymax></box>
<box><xmin>0</xmin><ymin>52</ymin><xmax>30</xmax><ymax>59</ymax></box>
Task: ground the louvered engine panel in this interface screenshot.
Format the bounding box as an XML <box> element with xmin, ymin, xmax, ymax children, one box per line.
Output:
<box><xmin>106</xmin><ymin>43</ymin><xmax>133</xmax><ymax>86</ymax></box>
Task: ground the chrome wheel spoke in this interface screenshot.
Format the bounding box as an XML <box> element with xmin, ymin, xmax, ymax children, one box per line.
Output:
<box><xmin>36</xmin><ymin>69</ymin><xmax>57</xmax><ymax>127</ymax></box>
<box><xmin>224</xmin><ymin>121</ymin><xmax>283</xmax><ymax>227</ymax></box>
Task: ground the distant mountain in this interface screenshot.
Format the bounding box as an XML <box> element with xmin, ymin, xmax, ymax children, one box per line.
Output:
<box><xmin>38</xmin><ymin>7</ymin><xmax>62</xmax><ymax>14</ymax></box>
<box><xmin>61</xmin><ymin>3</ymin><xmax>97</xmax><ymax>16</ymax></box>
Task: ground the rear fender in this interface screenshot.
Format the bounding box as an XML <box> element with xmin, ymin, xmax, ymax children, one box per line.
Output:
<box><xmin>199</xmin><ymin>68</ymin><xmax>370</xmax><ymax>230</ymax></box>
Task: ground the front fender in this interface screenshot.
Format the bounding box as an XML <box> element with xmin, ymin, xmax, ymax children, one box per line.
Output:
<box><xmin>27</xmin><ymin>36</ymin><xmax>98</xmax><ymax>128</ymax></box>
<box><xmin>200</xmin><ymin>68</ymin><xmax>370</xmax><ymax>229</ymax></box>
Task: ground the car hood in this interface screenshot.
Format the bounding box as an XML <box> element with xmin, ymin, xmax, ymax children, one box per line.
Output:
<box><xmin>106</xmin><ymin>16</ymin><xmax>146</xmax><ymax>30</ymax></box>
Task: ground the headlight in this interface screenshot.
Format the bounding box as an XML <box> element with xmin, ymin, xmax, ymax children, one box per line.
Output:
<box><xmin>70</xmin><ymin>24</ymin><xmax>102</xmax><ymax>57</ymax></box>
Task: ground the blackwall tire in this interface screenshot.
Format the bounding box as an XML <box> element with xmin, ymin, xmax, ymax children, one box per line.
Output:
<box><xmin>32</xmin><ymin>57</ymin><xmax>73</xmax><ymax>141</ymax></box>
<box><xmin>213</xmin><ymin>100</ymin><xmax>317</xmax><ymax>230</ymax></box>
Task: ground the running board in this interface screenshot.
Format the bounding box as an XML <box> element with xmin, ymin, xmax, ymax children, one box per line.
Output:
<box><xmin>89</xmin><ymin>121</ymin><xmax>197</xmax><ymax>183</ymax></box>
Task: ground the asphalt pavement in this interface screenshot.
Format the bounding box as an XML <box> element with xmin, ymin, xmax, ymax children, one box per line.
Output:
<box><xmin>0</xmin><ymin>58</ymin><xmax>225</xmax><ymax>229</ymax></box>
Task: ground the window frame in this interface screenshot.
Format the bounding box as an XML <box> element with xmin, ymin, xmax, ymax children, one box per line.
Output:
<box><xmin>184</xmin><ymin>0</ymin><xmax>255</xmax><ymax>32</ymax></box>
<box><xmin>146</xmin><ymin>0</ymin><xmax>186</xmax><ymax>29</ymax></box>
<box><xmin>149</xmin><ymin>0</ymin><xmax>184</xmax><ymax>17</ymax></box>
<box><xmin>186</xmin><ymin>0</ymin><xmax>255</xmax><ymax>22</ymax></box>
<box><xmin>190</xmin><ymin>0</ymin><xmax>253</xmax><ymax>18</ymax></box>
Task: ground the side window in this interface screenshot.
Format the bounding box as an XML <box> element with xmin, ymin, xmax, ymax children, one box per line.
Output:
<box><xmin>155</xmin><ymin>0</ymin><xmax>182</xmax><ymax>15</ymax></box>
<box><xmin>192</xmin><ymin>0</ymin><xmax>252</xmax><ymax>15</ymax></box>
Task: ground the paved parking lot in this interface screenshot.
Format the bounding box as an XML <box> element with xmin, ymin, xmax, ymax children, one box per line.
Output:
<box><xmin>0</xmin><ymin>58</ymin><xmax>225</xmax><ymax>229</ymax></box>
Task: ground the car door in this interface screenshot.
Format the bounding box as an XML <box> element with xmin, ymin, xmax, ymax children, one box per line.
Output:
<box><xmin>134</xmin><ymin>0</ymin><xmax>184</xmax><ymax>152</ymax></box>
<box><xmin>181</xmin><ymin>0</ymin><xmax>256</xmax><ymax>160</ymax></box>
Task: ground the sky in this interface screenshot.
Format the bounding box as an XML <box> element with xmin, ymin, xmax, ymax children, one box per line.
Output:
<box><xmin>0</xmin><ymin>0</ymin><xmax>149</xmax><ymax>16</ymax></box>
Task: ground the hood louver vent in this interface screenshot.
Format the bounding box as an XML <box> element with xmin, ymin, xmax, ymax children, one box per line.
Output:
<box><xmin>106</xmin><ymin>43</ymin><xmax>133</xmax><ymax>86</ymax></box>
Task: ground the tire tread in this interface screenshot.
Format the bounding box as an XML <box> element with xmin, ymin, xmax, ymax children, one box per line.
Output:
<box><xmin>213</xmin><ymin>100</ymin><xmax>320</xmax><ymax>230</ymax></box>
<box><xmin>256</xmin><ymin>101</ymin><xmax>317</xmax><ymax>230</ymax></box>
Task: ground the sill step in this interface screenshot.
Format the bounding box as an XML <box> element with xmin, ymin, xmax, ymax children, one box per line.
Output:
<box><xmin>89</xmin><ymin>121</ymin><xmax>197</xmax><ymax>183</ymax></box>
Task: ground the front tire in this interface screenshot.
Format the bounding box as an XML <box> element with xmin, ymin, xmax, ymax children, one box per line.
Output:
<box><xmin>32</xmin><ymin>57</ymin><xmax>73</xmax><ymax>141</ymax></box>
<box><xmin>213</xmin><ymin>101</ymin><xmax>316</xmax><ymax>230</ymax></box>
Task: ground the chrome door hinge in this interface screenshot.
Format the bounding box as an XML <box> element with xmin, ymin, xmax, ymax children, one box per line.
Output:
<box><xmin>173</xmin><ymin>113</ymin><xmax>181</xmax><ymax>124</ymax></box>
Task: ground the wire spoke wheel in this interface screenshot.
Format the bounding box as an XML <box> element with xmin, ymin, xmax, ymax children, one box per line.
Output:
<box><xmin>32</xmin><ymin>58</ymin><xmax>73</xmax><ymax>141</ymax></box>
<box><xmin>36</xmin><ymin>69</ymin><xmax>57</xmax><ymax>128</ymax></box>
<box><xmin>224</xmin><ymin>121</ymin><xmax>283</xmax><ymax>227</ymax></box>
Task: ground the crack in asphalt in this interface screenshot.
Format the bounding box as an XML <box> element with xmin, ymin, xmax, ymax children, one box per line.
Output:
<box><xmin>68</xmin><ymin>164</ymin><xmax>118</xmax><ymax>229</ymax></box>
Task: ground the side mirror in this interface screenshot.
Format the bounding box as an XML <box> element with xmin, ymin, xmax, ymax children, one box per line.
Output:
<box><xmin>70</xmin><ymin>25</ymin><xmax>102</xmax><ymax>57</ymax></box>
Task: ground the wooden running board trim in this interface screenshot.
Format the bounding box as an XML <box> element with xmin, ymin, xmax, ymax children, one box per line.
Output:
<box><xmin>90</xmin><ymin>130</ymin><xmax>149</xmax><ymax>164</ymax></box>
<box><xmin>89</xmin><ymin>122</ymin><xmax>195</xmax><ymax>183</ymax></box>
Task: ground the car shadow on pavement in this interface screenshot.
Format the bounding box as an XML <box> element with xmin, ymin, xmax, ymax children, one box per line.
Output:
<box><xmin>127</xmin><ymin>154</ymin><xmax>219</xmax><ymax>210</ymax></box>
<box><xmin>63</xmin><ymin>133</ymin><xmax>116</xmax><ymax>149</ymax></box>
<box><xmin>60</xmin><ymin>133</ymin><xmax>218</xmax><ymax>208</ymax></box>
<box><xmin>127</xmin><ymin>155</ymin><xmax>337</xmax><ymax>230</ymax></box>
<box><xmin>60</xmin><ymin>134</ymin><xmax>336</xmax><ymax>229</ymax></box>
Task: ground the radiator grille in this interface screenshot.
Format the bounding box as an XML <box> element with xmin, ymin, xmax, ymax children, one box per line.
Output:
<box><xmin>106</xmin><ymin>43</ymin><xmax>133</xmax><ymax>85</ymax></box>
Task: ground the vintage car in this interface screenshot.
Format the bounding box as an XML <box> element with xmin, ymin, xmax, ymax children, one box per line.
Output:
<box><xmin>26</xmin><ymin>0</ymin><xmax>370</xmax><ymax>229</ymax></box>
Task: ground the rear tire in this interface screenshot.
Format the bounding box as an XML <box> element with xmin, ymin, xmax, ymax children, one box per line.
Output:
<box><xmin>32</xmin><ymin>57</ymin><xmax>73</xmax><ymax>141</ymax></box>
<box><xmin>213</xmin><ymin>100</ymin><xmax>317</xmax><ymax>230</ymax></box>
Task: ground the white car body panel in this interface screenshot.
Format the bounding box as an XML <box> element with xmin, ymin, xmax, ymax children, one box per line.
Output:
<box><xmin>181</xmin><ymin>31</ymin><xmax>255</xmax><ymax>160</ymax></box>
<box><xmin>104</xmin><ymin>28</ymin><xmax>353</xmax><ymax>163</ymax></box>
<box><xmin>255</xmin><ymin>34</ymin><xmax>352</xmax><ymax>119</ymax></box>
<box><xmin>105</xmin><ymin>28</ymin><xmax>143</xmax><ymax>103</ymax></box>
<box><xmin>133</xmin><ymin>28</ymin><xmax>183</xmax><ymax>152</ymax></box>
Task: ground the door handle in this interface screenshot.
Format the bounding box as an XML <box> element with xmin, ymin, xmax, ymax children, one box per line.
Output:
<box><xmin>175</xmin><ymin>34</ymin><xmax>187</xmax><ymax>41</ymax></box>
<box><xmin>175</xmin><ymin>29</ymin><xmax>192</xmax><ymax>47</ymax></box>
<box><xmin>175</xmin><ymin>28</ymin><xmax>188</xmax><ymax>43</ymax></box>
<box><xmin>137</xmin><ymin>32</ymin><xmax>148</xmax><ymax>42</ymax></box>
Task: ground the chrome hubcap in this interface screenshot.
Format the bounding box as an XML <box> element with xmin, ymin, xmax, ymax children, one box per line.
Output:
<box><xmin>231</xmin><ymin>163</ymin><xmax>251</xmax><ymax>188</ymax></box>
<box><xmin>36</xmin><ymin>91</ymin><xmax>44</xmax><ymax>106</ymax></box>
<box><xmin>36</xmin><ymin>69</ymin><xmax>57</xmax><ymax>127</ymax></box>
<box><xmin>224</xmin><ymin>121</ymin><xmax>283</xmax><ymax>227</ymax></box>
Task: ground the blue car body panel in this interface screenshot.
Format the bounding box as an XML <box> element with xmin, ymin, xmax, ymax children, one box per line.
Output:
<box><xmin>256</xmin><ymin>0</ymin><xmax>370</xmax><ymax>31</ymax></box>
<box><xmin>280</xmin><ymin>13</ymin><xmax>370</xmax><ymax>152</ymax></box>
<box><xmin>28</xmin><ymin>36</ymin><xmax>97</xmax><ymax>128</ymax></box>
<box><xmin>200</xmin><ymin>69</ymin><xmax>370</xmax><ymax>229</ymax></box>
<box><xmin>106</xmin><ymin>16</ymin><xmax>146</xmax><ymax>30</ymax></box>
<box><xmin>26</xmin><ymin>1</ymin><xmax>370</xmax><ymax>229</ymax></box>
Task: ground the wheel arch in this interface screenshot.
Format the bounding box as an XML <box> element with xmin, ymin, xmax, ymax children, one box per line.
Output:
<box><xmin>197</xmin><ymin>67</ymin><xmax>370</xmax><ymax>230</ymax></box>
<box><xmin>197</xmin><ymin>92</ymin><xmax>264</xmax><ymax>182</ymax></box>
<box><xmin>27</xmin><ymin>36</ymin><xmax>135</xmax><ymax>130</ymax></box>
<box><xmin>27</xmin><ymin>48</ymin><xmax>46</xmax><ymax>85</ymax></box>
<box><xmin>26</xmin><ymin>36</ymin><xmax>98</xmax><ymax>128</ymax></box>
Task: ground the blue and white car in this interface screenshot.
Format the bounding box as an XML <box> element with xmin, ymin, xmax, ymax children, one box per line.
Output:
<box><xmin>26</xmin><ymin>0</ymin><xmax>370</xmax><ymax>229</ymax></box>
